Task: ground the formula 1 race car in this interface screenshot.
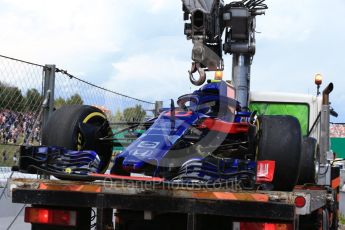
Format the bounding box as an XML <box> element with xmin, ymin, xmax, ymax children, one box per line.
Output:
<box><xmin>17</xmin><ymin>80</ymin><xmax>304</xmax><ymax>191</ymax></box>
<box><xmin>111</xmin><ymin>81</ymin><xmax>257</xmax><ymax>184</ymax></box>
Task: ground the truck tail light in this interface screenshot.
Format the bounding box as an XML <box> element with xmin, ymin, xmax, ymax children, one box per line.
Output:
<box><xmin>24</xmin><ymin>207</ymin><xmax>77</xmax><ymax>227</ymax></box>
<box><xmin>294</xmin><ymin>196</ymin><xmax>306</xmax><ymax>208</ymax></box>
<box><xmin>239</xmin><ymin>222</ymin><xmax>293</xmax><ymax>230</ymax></box>
<box><xmin>256</xmin><ymin>161</ymin><xmax>275</xmax><ymax>183</ymax></box>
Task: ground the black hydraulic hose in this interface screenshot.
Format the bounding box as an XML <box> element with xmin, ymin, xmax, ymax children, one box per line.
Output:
<box><xmin>308</xmin><ymin>112</ymin><xmax>321</xmax><ymax>137</ymax></box>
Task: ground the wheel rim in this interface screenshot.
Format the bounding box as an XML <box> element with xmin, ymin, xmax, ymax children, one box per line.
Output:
<box><xmin>77</xmin><ymin>111</ymin><xmax>112</xmax><ymax>173</ymax></box>
<box><xmin>314</xmin><ymin>145</ymin><xmax>321</xmax><ymax>183</ymax></box>
<box><xmin>77</xmin><ymin>112</ymin><xmax>108</xmax><ymax>150</ymax></box>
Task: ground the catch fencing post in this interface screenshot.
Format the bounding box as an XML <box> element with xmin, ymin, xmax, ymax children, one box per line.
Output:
<box><xmin>155</xmin><ymin>101</ymin><xmax>163</xmax><ymax>117</ymax></box>
<box><xmin>42</xmin><ymin>65</ymin><xmax>56</xmax><ymax>130</ymax></box>
<box><xmin>39</xmin><ymin>65</ymin><xmax>55</xmax><ymax>180</ymax></box>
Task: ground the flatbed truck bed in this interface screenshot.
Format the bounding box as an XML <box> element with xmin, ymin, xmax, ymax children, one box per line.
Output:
<box><xmin>9</xmin><ymin>178</ymin><xmax>332</xmax><ymax>230</ymax></box>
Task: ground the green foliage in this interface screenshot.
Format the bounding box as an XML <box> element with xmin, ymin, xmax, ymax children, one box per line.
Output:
<box><xmin>54</xmin><ymin>94</ymin><xmax>84</xmax><ymax>109</ymax></box>
<box><xmin>66</xmin><ymin>93</ymin><xmax>84</xmax><ymax>105</ymax></box>
<box><xmin>54</xmin><ymin>97</ymin><xmax>66</xmax><ymax>109</ymax></box>
<box><xmin>0</xmin><ymin>81</ymin><xmax>42</xmax><ymax>112</ymax></box>
<box><xmin>24</xmin><ymin>88</ymin><xmax>43</xmax><ymax>112</ymax></box>
<box><xmin>0</xmin><ymin>82</ymin><xmax>23</xmax><ymax>111</ymax></box>
<box><xmin>113</xmin><ymin>109</ymin><xmax>124</xmax><ymax>122</ymax></box>
<box><xmin>123</xmin><ymin>105</ymin><xmax>146</xmax><ymax>122</ymax></box>
<box><xmin>0</xmin><ymin>81</ymin><xmax>84</xmax><ymax>112</ymax></box>
<box><xmin>339</xmin><ymin>214</ymin><xmax>345</xmax><ymax>225</ymax></box>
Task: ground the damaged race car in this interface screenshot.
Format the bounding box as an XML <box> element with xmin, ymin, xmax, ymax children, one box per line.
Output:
<box><xmin>17</xmin><ymin>80</ymin><xmax>302</xmax><ymax>191</ymax></box>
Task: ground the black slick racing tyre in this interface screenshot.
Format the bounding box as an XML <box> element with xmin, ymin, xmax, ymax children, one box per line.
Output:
<box><xmin>42</xmin><ymin>105</ymin><xmax>113</xmax><ymax>173</ymax></box>
<box><xmin>256</xmin><ymin>115</ymin><xmax>302</xmax><ymax>191</ymax></box>
<box><xmin>297</xmin><ymin>137</ymin><xmax>319</xmax><ymax>185</ymax></box>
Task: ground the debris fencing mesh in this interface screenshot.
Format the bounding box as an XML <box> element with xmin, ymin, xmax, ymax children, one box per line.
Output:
<box><xmin>0</xmin><ymin>54</ymin><xmax>155</xmax><ymax>175</ymax></box>
<box><xmin>55</xmin><ymin>70</ymin><xmax>155</xmax><ymax>125</ymax></box>
<box><xmin>0</xmin><ymin>55</ymin><xmax>44</xmax><ymax>168</ymax></box>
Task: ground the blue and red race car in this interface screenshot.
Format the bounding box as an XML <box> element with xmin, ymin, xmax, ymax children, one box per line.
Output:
<box><xmin>18</xmin><ymin>80</ymin><xmax>304</xmax><ymax>191</ymax></box>
<box><xmin>111</xmin><ymin>80</ymin><xmax>256</xmax><ymax>186</ymax></box>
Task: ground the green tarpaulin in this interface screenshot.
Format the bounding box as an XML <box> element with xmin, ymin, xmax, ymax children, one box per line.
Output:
<box><xmin>250</xmin><ymin>102</ymin><xmax>309</xmax><ymax>135</ymax></box>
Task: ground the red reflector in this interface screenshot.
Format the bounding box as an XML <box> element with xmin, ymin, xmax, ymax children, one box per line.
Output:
<box><xmin>25</xmin><ymin>207</ymin><xmax>77</xmax><ymax>226</ymax></box>
<box><xmin>256</xmin><ymin>161</ymin><xmax>275</xmax><ymax>183</ymax></box>
<box><xmin>294</xmin><ymin>196</ymin><xmax>306</xmax><ymax>208</ymax></box>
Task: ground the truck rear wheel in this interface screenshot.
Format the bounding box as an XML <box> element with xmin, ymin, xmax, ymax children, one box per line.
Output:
<box><xmin>256</xmin><ymin>115</ymin><xmax>302</xmax><ymax>191</ymax></box>
<box><xmin>297</xmin><ymin>137</ymin><xmax>319</xmax><ymax>185</ymax></box>
<box><xmin>42</xmin><ymin>105</ymin><xmax>113</xmax><ymax>173</ymax></box>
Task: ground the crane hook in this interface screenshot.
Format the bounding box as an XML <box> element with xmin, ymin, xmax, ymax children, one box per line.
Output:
<box><xmin>188</xmin><ymin>62</ymin><xmax>206</xmax><ymax>86</ymax></box>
